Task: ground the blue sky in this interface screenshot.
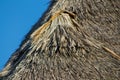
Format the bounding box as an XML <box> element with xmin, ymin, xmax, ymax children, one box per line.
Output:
<box><xmin>0</xmin><ymin>0</ymin><xmax>50</xmax><ymax>70</ymax></box>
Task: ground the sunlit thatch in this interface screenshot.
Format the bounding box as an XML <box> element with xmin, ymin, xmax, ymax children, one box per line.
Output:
<box><xmin>0</xmin><ymin>0</ymin><xmax>120</xmax><ymax>80</ymax></box>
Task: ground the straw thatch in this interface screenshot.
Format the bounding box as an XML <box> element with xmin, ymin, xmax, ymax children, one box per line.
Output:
<box><xmin>0</xmin><ymin>0</ymin><xmax>120</xmax><ymax>80</ymax></box>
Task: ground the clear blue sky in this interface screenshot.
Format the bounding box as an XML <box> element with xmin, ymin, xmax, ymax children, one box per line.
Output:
<box><xmin>0</xmin><ymin>0</ymin><xmax>50</xmax><ymax>70</ymax></box>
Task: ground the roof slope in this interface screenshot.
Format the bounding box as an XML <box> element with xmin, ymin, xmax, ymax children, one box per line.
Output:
<box><xmin>0</xmin><ymin>0</ymin><xmax>120</xmax><ymax>80</ymax></box>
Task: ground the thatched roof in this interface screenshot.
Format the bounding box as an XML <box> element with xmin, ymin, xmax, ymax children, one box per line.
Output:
<box><xmin>0</xmin><ymin>0</ymin><xmax>120</xmax><ymax>80</ymax></box>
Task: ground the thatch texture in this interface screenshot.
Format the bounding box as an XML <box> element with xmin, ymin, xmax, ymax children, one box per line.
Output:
<box><xmin>0</xmin><ymin>0</ymin><xmax>120</xmax><ymax>80</ymax></box>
